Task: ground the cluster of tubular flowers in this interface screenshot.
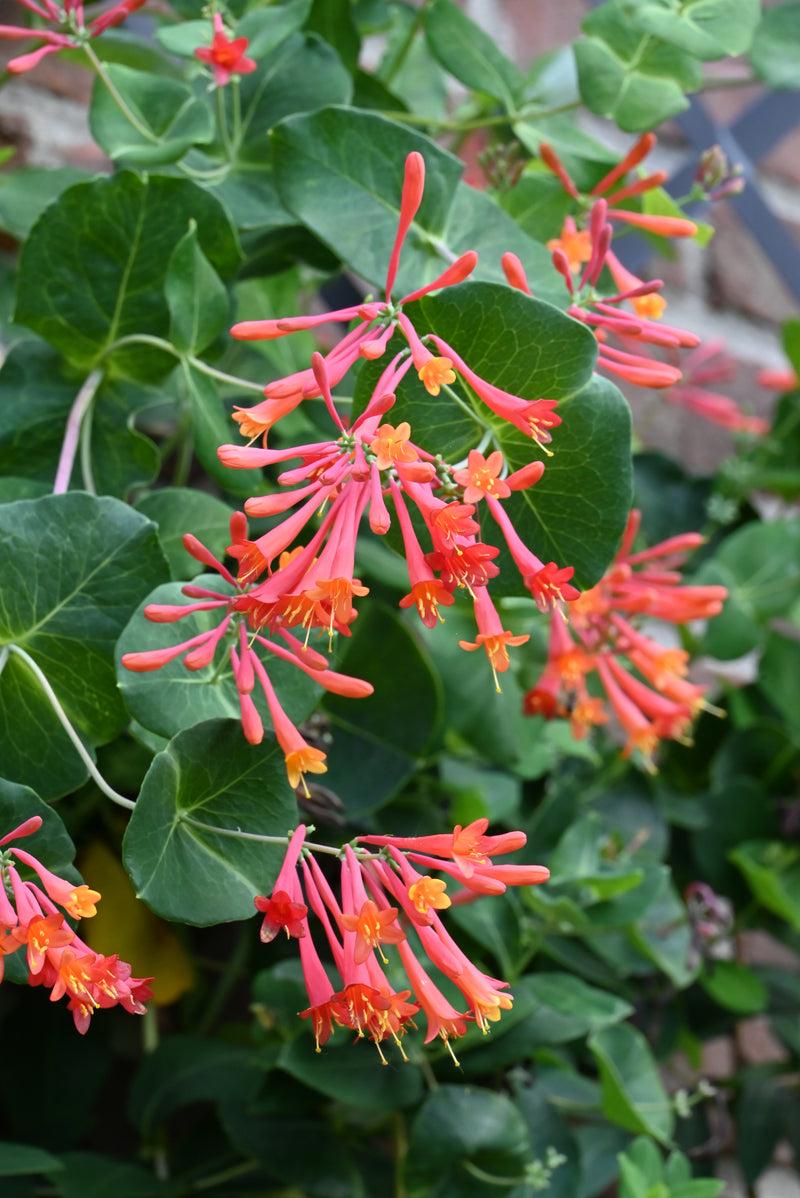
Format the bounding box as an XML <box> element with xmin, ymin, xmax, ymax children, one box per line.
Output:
<box><xmin>533</xmin><ymin>137</ymin><xmax>768</xmax><ymax>435</ymax></box>
<box><xmin>121</xmin><ymin>512</ymin><xmax>375</xmax><ymax>793</ymax></box>
<box><xmin>255</xmin><ymin>822</ymin><xmax>548</xmax><ymax>1062</ymax></box>
<box><xmin>124</xmin><ymin>151</ymin><xmax>582</xmax><ymax>776</ymax></box>
<box><xmin>663</xmin><ymin>341</ymin><xmax>769</xmax><ymax>436</ymax></box>
<box><xmin>523</xmin><ymin>510</ymin><xmax>728</xmax><ymax>769</ymax></box>
<box><xmin>0</xmin><ymin>817</ymin><xmax>151</xmax><ymax>1033</ymax></box>
<box><xmin>0</xmin><ymin>0</ymin><xmax>146</xmax><ymax>74</ymax></box>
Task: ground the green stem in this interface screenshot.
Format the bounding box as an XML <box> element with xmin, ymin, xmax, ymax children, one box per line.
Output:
<box><xmin>102</xmin><ymin>334</ymin><xmax>266</xmax><ymax>395</ymax></box>
<box><xmin>84</xmin><ymin>42</ymin><xmax>160</xmax><ymax>144</ymax></box>
<box><xmin>190</xmin><ymin>1161</ymin><xmax>260</xmax><ymax>1193</ymax></box>
<box><xmin>6</xmin><ymin>645</ymin><xmax>136</xmax><ymax>811</ymax></box>
<box><xmin>79</xmin><ymin>383</ymin><xmax>98</xmax><ymax>495</ymax></box>
<box><xmin>197</xmin><ymin>922</ymin><xmax>251</xmax><ymax>1036</ymax></box>
<box><xmin>188</xmin><ymin>356</ymin><xmax>266</xmax><ymax>395</ymax></box>
<box><xmin>179</xmin><ymin>816</ymin><xmax>378</xmax><ymax>860</ymax></box>
<box><xmin>460</xmin><ymin>1160</ymin><xmax>528</xmax><ymax>1187</ymax></box>
<box><xmin>383</xmin><ymin>0</ymin><xmax>433</xmax><ymax>87</ymax></box>
<box><xmin>383</xmin><ymin>98</ymin><xmax>580</xmax><ymax>132</ymax></box>
<box><xmin>215</xmin><ymin>84</ymin><xmax>234</xmax><ymax>162</ymax></box>
<box><xmin>230</xmin><ymin>76</ymin><xmax>242</xmax><ymax>149</ymax></box>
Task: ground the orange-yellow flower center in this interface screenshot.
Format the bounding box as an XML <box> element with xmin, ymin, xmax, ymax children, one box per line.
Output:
<box><xmin>632</xmin><ymin>293</ymin><xmax>667</xmax><ymax>320</ymax></box>
<box><xmin>546</xmin><ymin>226</ymin><xmax>592</xmax><ymax>272</ymax></box>
<box><xmin>65</xmin><ymin>885</ymin><xmax>101</xmax><ymax>919</ymax></box>
<box><xmin>284</xmin><ymin>746</ymin><xmax>327</xmax><ymax>793</ymax></box>
<box><xmin>369</xmin><ymin>422</ymin><xmax>417</xmax><ymax>470</ymax></box>
<box><xmin>340</xmin><ymin>900</ymin><xmax>405</xmax><ymax>964</ymax></box>
<box><xmin>418</xmin><ymin>356</ymin><xmax>456</xmax><ymax>396</ymax></box>
<box><xmin>408</xmin><ymin>876</ymin><xmax>451</xmax><ymax>915</ymax></box>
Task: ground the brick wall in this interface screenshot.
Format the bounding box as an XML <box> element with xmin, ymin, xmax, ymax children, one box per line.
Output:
<box><xmin>2</xmin><ymin>0</ymin><xmax>798</xmax><ymax>475</ymax></box>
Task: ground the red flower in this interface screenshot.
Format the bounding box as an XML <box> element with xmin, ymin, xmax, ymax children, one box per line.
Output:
<box><xmin>194</xmin><ymin>13</ymin><xmax>256</xmax><ymax>86</ymax></box>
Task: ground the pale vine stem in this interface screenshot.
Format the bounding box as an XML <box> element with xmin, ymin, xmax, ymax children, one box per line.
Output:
<box><xmin>5</xmin><ymin>644</ymin><xmax>136</xmax><ymax>811</ymax></box>
<box><xmin>83</xmin><ymin>41</ymin><xmax>159</xmax><ymax>144</ymax></box>
<box><xmin>105</xmin><ymin>333</ymin><xmax>266</xmax><ymax>394</ymax></box>
<box><xmin>179</xmin><ymin>815</ymin><xmax>376</xmax><ymax>860</ymax></box>
<box><xmin>53</xmin><ymin>368</ymin><xmax>103</xmax><ymax>495</ymax></box>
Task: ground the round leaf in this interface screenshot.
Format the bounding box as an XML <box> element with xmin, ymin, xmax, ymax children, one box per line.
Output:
<box><xmin>123</xmin><ymin>718</ymin><xmax>299</xmax><ymax>924</ymax></box>
<box><xmin>0</xmin><ymin>494</ymin><xmax>167</xmax><ymax>796</ymax></box>
<box><xmin>15</xmin><ymin>172</ymin><xmax>240</xmax><ymax>380</ymax></box>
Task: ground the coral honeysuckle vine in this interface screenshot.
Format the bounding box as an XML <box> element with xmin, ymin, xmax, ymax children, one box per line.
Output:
<box><xmin>6</xmin><ymin>0</ymin><xmax>800</xmax><ymax>1191</ymax></box>
<box><xmin>122</xmin><ymin>152</ymin><xmax>582</xmax><ymax>792</ymax></box>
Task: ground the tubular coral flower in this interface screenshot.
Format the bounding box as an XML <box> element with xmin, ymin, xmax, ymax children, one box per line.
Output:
<box><xmin>0</xmin><ymin>0</ymin><xmax>148</xmax><ymax>73</ymax></box>
<box><xmin>258</xmin><ymin>821</ymin><xmax>543</xmax><ymax>1059</ymax></box>
<box><xmin>254</xmin><ymin>826</ymin><xmax>308</xmax><ymax>942</ymax></box>
<box><xmin>195</xmin><ymin>13</ymin><xmax>256</xmax><ymax>86</ymax></box>
<box><xmin>523</xmin><ymin>509</ymin><xmax>728</xmax><ymax>765</ymax></box>
<box><xmin>458</xmin><ymin>587</ymin><xmax>530</xmax><ymax>692</ymax></box>
<box><xmin>359</xmin><ymin>818</ymin><xmax>527</xmax><ymax>880</ymax></box>
<box><xmin>547</xmin><ymin>216</ymin><xmax>593</xmax><ymax>273</ymax></box>
<box><xmin>452</xmin><ymin>450</ymin><xmax>511</xmax><ymax>503</ymax></box>
<box><xmin>0</xmin><ymin>819</ymin><xmax>150</xmax><ymax>1032</ymax></box>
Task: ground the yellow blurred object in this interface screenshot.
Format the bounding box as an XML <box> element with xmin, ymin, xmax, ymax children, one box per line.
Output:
<box><xmin>78</xmin><ymin>840</ymin><xmax>196</xmax><ymax>1006</ymax></box>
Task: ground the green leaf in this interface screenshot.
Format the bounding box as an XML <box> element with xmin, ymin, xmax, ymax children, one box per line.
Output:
<box><xmin>235</xmin><ymin>0</ymin><xmax>314</xmax><ymax>58</ymax></box>
<box><xmin>588</xmin><ymin>1024</ymin><xmax>675</xmax><ymax>1144</ymax></box>
<box><xmin>405</xmin><ymin>1085</ymin><xmax>532</xmax><ymax>1197</ymax></box>
<box><xmin>237</xmin><ymin>34</ymin><xmax>353</xmax><ymax>164</ymax></box>
<box><xmin>634</xmin><ymin>452</ymin><xmax>711</xmax><ymax>544</ymax></box>
<box><xmin>15</xmin><ymin>172</ymin><xmax>240</xmax><ymax>380</ymax></box>
<box><xmin>576</xmin><ymin>1</ymin><xmax>701</xmax><ymax>132</ymax></box>
<box><xmin>499</xmin><ymin>173</ymin><xmax>573</xmax><ymax>245</ymax></box>
<box><xmin>458</xmin><ymin>972</ymin><xmax>633</xmax><ymax>1075</ymax></box>
<box><xmin>220</xmin><ymin>1105</ymin><xmax>360</xmax><ymax>1196</ymax></box>
<box><xmin>0</xmin><ymin>342</ymin><xmax>159</xmax><ymax>500</ymax></box>
<box><xmin>123</xmin><ymin>718</ymin><xmax>299</xmax><ymax>924</ymax></box>
<box><xmin>415</xmin><ymin>605</ymin><xmax>579</xmax><ymax>779</ymax></box>
<box><xmin>576</xmin><ymin>1125</ymin><xmax>632</xmax><ymax>1198</ymax></box>
<box><xmin>127</xmin><ymin>1035</ymin><xmax>262</xmax><ymax>1135</ymax></box>
<box><xmin>134</xmin><ymin>489</ymin><xmax>234</xmax><ymax>581</ymax></box>
<box><xmin>700</xmin><ymin>960</ymin><xmax>768</xmax><ymax>1015</ymax></box>
<box><xmin>0</xmin><ymin>779</ymin><xmax>77</xmax><ymax>872</ymax></box>
<box><xmin>89</xmin><ymin>65</ymin><xmax>214</xmax><ymax>166</ymax></box>
<box><xmin>697</xmin><ymin>519</ymin><xmax>800</xmax><ymax>659</ymax></box>
<box><xmin>514</xmin><ymin>1086</ymin><xmax>581</xmax><ymax>1198</ymax></box>
<box><xmin>0</xmin><ymin>495</ymin><xmax>167</xmax><ymax>798</ymax></box>
<box><xmin>155</xmin><ymin>18</ymin><xmax>214</xmax><ymax>56</ymax></box>
<box><xmin>180</xmin><ymin>363</ymin><xmax>264</xmax><ymax>498</ymax></box>
<box><xmin>620</xmin><ymin>0</ymin><xmax>761</xmax><ymax>59</ymax></box>
<box><xmin>627</xmin><ymin>877</ymin><xmax>697</xmax><ymax>989</ymax></box>
<box><xmin>784</xmin><ymin>317</ymin><xmax>800</xmax><ymax>376</ymax></box>
<box><xmin>424</xmin><ymin>0</ymin><xmax>524</xmax><ymax>108</ymax></box>
<box><xmin>759</xmin><ymin>631</ymin><xmax>800</xmax><ymax>735</ymax></box>
<box><xmin>0</xmin><ymin>167</ymin><xmax>89</xmax><ymax>241</ymax></box>
<box><xmin>390</xmin><ymin>285</ymin><xmax>630</xmax><ymax>590</ymax></box>
<box><xmin>323</xmin><ymin>604</ymin><xmax>442</xmax><ymax>815</ymax></box>
<box><xmin>165</xmin><ymin>222</ymin><xmax>230</xmax><ymax>356</ymax></box>
<box><xmin>116</xmin><ymin>578</ymin><xmax>322</xmax><ymax>741</ymax></box>
<box><xmin>729</xmin><ymin>839</ymin><xmax>800</xmax><ymax>931</ymax></box>
<box><xmin>54</xmin><ymin>1154</ymin><xmax>170</xmax><ymax>1198</ymax></box>
<box><xmin>271</xmin><ymin>107</ymin><xmax>557</xmax><ymax>298</ymax></box>
<box><xmin>307</xmin><ymin>0</ymin><xmax>360</xmax><ymax>70</ymax></box>
<box><xmin>278</xmin><ymin>1032</ymin><xmax>424</xmax><ymax>1111</ymax></box>
<box><xmin>0</xmin><ymin>1144</ymin><xmax>63</xmax><ymax>1178</ymax></box>
<box><xmin>736</xmin><ymin>1068</ymin><xmax>789</xmax><ymax>1185</ymax></box>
